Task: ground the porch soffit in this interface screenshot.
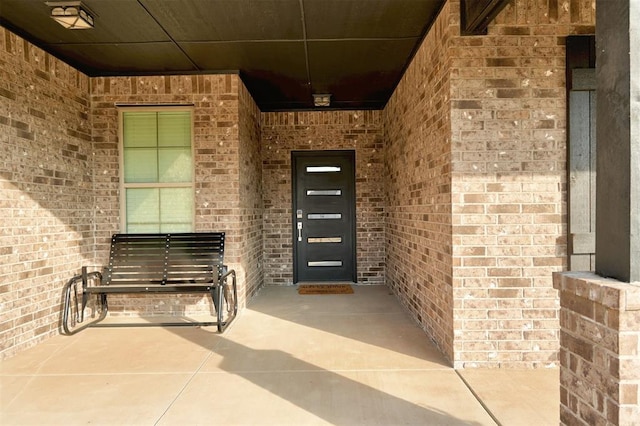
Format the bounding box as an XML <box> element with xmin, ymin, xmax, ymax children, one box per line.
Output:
<box><xmin>0</xmin><ymin>0</ymin><xmax>510</xmax><ymax>111</ymax></box>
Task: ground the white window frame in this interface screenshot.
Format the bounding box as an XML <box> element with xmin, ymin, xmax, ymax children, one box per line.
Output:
<box><xmin>118</xmin><ymin>106</ymin><xmax>196</xmax><ymax>233</ymax></box>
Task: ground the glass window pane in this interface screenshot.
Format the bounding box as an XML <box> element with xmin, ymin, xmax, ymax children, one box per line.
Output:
<box><xmin>121</xmin><ymin>109</ymin><xmax>194</xmax><ymax>234</ymax></box>
<box><xmin>306</xmin><ymin>190</ymin><xmax>342</xmax><ymax>196</ymax></box>
<box><xmin>308</xmin><ymin>237</ymin><xmax>342</xmax><ymax>243</ymax></box>
<box><xmin>158</xmin><ymin>111</ymin><xmax>191</xmax><ymax>147</ymax></box>
<box><xmin>160</xmin><ymin>188</ymin><xmax>193</xmax><ymax>229</ymax></box>
<box><xmin>128</xmin><ymin>223</ymin><xmax>161</xmax><ymax>233</ymax></box>
<box><xmin>124</xmin><ymin>148</ymin><xmax>158</xmax><ymax>182</ymax></box>
<box><xmin>160</xmin><ymin>223</ymin><xmax>192</xmax><ymax>233</ymax></box>
<box><xmin>306</xmin><ymin>166</ymin><xmax>341</xmax><ymax>173</ymax></box>
<box><xmin>307</xmin><ymin>261</ymin><xmax>343</xmax><ymax>267</ymax></box>
<box><xmin>308</xmin><ymin>213</ymin><xmax>342</xmax><ymax>219</ymax></box>
<box><xmin>126</xmin><ymin>188</ymin><xmax>160</xmax><ymax>231</ymax></box>
<box><xmin>123</xmin><ymin>112</ymin><xmax>157</xmax><ymax>148</ymax></box>
<box><xmin>158</xmin><ymin>148</ymin><xmax>192</xmax><ymax>182</ymax></box>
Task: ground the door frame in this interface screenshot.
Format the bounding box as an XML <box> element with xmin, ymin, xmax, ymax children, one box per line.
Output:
<box><xmin>291</xmin><ymin>150</ymin><xmax>357</xmax><ymax>283</ymax></box>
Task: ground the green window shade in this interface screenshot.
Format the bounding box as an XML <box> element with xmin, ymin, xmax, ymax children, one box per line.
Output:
<box><xmin>122</xmin><ymin>109</ymin><xmax>194</xmax><ymax>233</ymax></box>
<box><xmin>126</xmin><ymin>188</ymin><xmax>193</xmax><ymax>233</ymax></box>
<box><xmin>124</xmin><ymin>149</ymin><xmax>158</xmax><ymax>183</ymax></box>
<box><xmin>123</xmin><ymin>111</ymin><xmax>192</xmax><ymax>183</ymax></box>
<box><xmin>126</xmin><ymin>188</ymin><xmax>160</xmax><ymax>233</ymax></box>
<box><xmin>158</xmin><ymin>148</ymin><xmax>192</xmax><ymax>182</ymax></box>
<box><xmin>160</xmin><ymin>188</ymin><xmax>193</xmax><ymax>225</ymax></box>
<box><xmin>158</xmin><ymin>111</ymin><xmax>191</xmax><ymax>147</ymax></box>
<box><xmin>159</xmin><ymin>188</ymin><xmax>193</xmax><ymax>233</ymax></box>
<box><xmin>123</xmin><ymin>112</ymin><xmax>157</xmax><ymax>148</ymax></box>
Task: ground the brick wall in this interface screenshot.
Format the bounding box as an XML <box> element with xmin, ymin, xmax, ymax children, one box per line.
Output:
<box><xmin>383</xmin><ymin>1</ymin><xmax>455</xmax><ymax>361</ymax></box>
<box><xmin>91</xmin><ymin>74</ymin><xmax>262</xmax><ymax>314</ymax></box>
<box><xmin>554</xmin><ymin>272</ymin><xmax>640</xmax><ymax>425</ymax></box>
<box><xmin>383</xmin><ymin>0</ymin><xmax>595</xmax><ymax>367</ymax></box>
<box><xmin>450</xmin><ymin>0</ymin><xmax>594</xmax><ymax>368</ymax></box>
<box><xmin>1</xmin><ymin>0</ymin><xmax>603</xmax><ymax>373</ymax></box>
<box><xmin>261</xmin><ymin>111</ymin><xmax>385</xmax><ymax>285</ymax></box>
<box><xmin>237</xmin><ymin>81</ymin><xmax>264</xmax><ymax>300</ymax></box>
<box><xmin>0</xmin><ymin>29</ymin><xmax>93</xmax><ymax>359</ymax></box>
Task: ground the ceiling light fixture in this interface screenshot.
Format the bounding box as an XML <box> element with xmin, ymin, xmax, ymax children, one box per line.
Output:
<box><xmin>46</xmin><ymin>1</ymin><xmax>95</xmax><ymax>29</ymax></box>
<box><xmin>313</xmin><ymin>94</ymin><xmax>331</xmax><ymax>107</ymax></box>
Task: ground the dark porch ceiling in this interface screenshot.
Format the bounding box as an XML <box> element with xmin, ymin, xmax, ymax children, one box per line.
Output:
<box><xmin>0</xmin><ymin>0</ymin><xmax>448</xmax><ymax>111</ymax></box>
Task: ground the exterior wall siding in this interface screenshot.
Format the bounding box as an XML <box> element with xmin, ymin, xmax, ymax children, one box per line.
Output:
<box><xmin>383</xmin><ymin>0</ymin><xmax>595</xmax><ymax>367</ymax></box>
<box><xmin>0</xmin><ymin>29</ymin><xmax>93</xmax><ymax>359</ymax></box>
<box><xmin>383</xmin><ymin>1</ymin><xmax>455</xmax><ymax>361</ymax></box>
<box><xmin>238</xmin><ymin>82</ymin><xmax>264</xmax><ymax>300</ymax></box>
<box><xmin>450</xmin><ymin>0</ymin><xmax>595</xmax><ymax>368</ymax></box>
<box><xmin>261</xmin><ymin>111</ymin><xmax>385</xmax><ymax>286</ymax></box>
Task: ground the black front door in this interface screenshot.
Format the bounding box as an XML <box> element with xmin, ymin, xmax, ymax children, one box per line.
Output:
<box><xmin>292</xmin><ymin>150</ymin><xmax>356</xmax><ymax>283</ymax></box>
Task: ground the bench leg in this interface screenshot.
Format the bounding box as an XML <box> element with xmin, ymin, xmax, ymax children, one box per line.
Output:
<box><xmin>215</xmin><ymin>269</ymin><xmax>238</xmax><ymax>332</ymax></box>
<box><xmin>209</xmin><ymin>269</ymin><xmax>238</xmax><ymax>332</ymax></box>
<box><xmin>61</xmin><ymin>268</ymin><xmax>106</xmax><ymax>335</ymax></box>
<box><xmin>211</xmin><ymin>285</ymin><xmax>223</xmax><ymax>332</ymax></box>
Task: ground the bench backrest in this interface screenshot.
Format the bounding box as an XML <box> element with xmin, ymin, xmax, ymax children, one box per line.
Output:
<box><xmin>104</xmin><ymin>233</ymin><xmax>226</xmax><ymax>286</ymax></box>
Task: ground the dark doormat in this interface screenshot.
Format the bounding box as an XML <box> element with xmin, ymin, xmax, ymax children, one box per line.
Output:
<box><xmin>297</xmin><ymin>284</ymin><xmax>354</xmax><ymax>295</ymax></box>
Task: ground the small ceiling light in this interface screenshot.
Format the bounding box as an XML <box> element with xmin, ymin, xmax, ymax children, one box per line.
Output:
<box><xmin>313</xmin><ymin>94</ymin><xmax>331</xmax><ymax>107</ymax></box>
<box><xmin>46</xmin><ymin>1</ymin><xmax>95</xmax><ymax>29</ymax></box>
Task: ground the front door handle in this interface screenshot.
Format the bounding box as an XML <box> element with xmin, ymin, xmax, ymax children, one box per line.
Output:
<box><xmin>297</xmin><ymin>222</ymin><xmax>303</xmax><ymax>241</ymax></box>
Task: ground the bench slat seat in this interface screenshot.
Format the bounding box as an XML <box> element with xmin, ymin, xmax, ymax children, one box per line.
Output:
<box><xmin>86</xmin><ymin>284</ymin><xmax>215</xmax><ymax>293</ymax></box>
<box><xmin>62</xmin><ymin>232</ymin><xmax>237</xmax><ymax>334</ymax></box>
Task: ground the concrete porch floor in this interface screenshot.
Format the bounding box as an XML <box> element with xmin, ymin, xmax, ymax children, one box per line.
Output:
<box><xmin>1</xmin><ymin>285</ymin><xmax>558</xmax><ymax>425</ymax></box>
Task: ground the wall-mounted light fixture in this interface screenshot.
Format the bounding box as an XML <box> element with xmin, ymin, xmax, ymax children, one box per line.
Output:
<box><xmin>313</xmin><ymin>94</ymin><xmax>331</xmax><ymax>107</ymax></box>
<box><xmin>46</xmin><ymin>1</ymin><xmax>95</xmax><ymax>29</ymax></box>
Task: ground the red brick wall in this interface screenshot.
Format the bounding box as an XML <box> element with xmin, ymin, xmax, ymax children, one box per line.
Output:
<box><xmin>0</xmin><ymin>29</ymin><xmax>92</xmax><ymax>359</ymax></box>
<box><xmin>261</xmin><ymin>111</ymin><xmax>385</xmax><ymax>285</ymax></box>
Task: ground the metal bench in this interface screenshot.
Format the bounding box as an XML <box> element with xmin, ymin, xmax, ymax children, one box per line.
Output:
<box><xmin>62</xmin><ymin>232</ymin><xmax>237</xmax><ymax>334</ymax></box>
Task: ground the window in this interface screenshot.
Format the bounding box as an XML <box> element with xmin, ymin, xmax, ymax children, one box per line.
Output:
<box><xmin>120</xmin><ymin>108</ymin><xmax>194</xmax><ymax>233</ymax></box>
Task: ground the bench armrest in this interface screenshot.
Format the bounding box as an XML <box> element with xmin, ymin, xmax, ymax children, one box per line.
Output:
<box><xmin>214</xmin><ymin>265</ymin><xmax>238</xmax><ymax>332</ymax></box>
<box><xmin>221</xmin><ymin>265</ymin><xmax>235</xmax><ymax>281</ymax></box>
<box><xmin>61</xmin><ymin>266</ymin><xmax>105</xmax><ymax>335</ymax></box>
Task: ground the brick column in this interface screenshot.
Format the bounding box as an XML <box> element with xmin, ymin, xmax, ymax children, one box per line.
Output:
<box><xmin>555</xmin><ymin>2</ymin><xmax>640</xmax><ymax>424</ymax></box>
<box><xmin>554</xmin><ymin>272</ymin><xmax>640</xmax><ymax>424</ymax></box>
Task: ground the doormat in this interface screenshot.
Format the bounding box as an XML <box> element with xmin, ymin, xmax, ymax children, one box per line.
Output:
<box><xmin>297</xmin><ymin>284</ymin><xmax>354</xmax><ymax>295</ymax></box>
